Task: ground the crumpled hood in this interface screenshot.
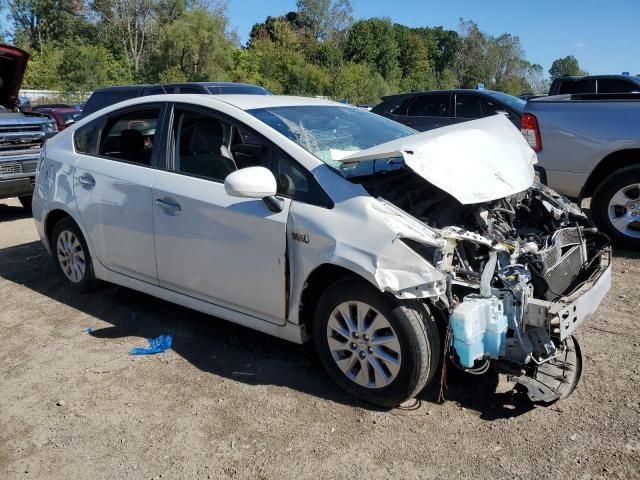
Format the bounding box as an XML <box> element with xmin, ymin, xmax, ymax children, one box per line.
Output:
<box><xmin>0</xmin><ymin>44</ymin><xmax>29</xmax><ymax>110</ymax></box>
<box><xmin>340</xmin><ymin>114</ymin><xmax>537</xmax><ymax>205</ymax></box>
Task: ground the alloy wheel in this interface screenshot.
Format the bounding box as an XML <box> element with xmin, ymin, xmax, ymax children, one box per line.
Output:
<box><xmin>56</xmin><ymin>230</ymin><xmax>86</xmax><ymax>283</ymax></box>
<box><xmin>326</xmin><ymin>301</ymin><xmax>402</xmax><ymax>389</ymax></box>
<box><xmin>608</xmin><ymin>183</ymin><xmax>640</xmax><ymax>239</ymax></box>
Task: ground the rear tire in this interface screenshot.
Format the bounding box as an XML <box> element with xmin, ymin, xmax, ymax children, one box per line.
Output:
<box><xmin>52</xmin><ymin>217</ymin><xmax>96</xmax><ymax>293</ymax></box>
<box><xmin>313</xmin><ymin>277</ymin><xmax>441</xmax><ymax>408</ymax></box>
<box><xmin>591</xmin><ymin>165</ymin><xmax>640</xmax><ymax>248</ymax></box>
<box><xmin>18</xmin><ymin>195</ymin><xmax>32</xmax><ymax>212</ymax></box>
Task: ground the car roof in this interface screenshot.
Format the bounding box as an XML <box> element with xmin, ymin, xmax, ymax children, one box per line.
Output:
<box><xmin>556</xmin><ymin>74</ymin><xmax>640</xmax><ymax>81</ymax></box>
<box><xmin>210</xmin><ymin>94</ymin><xmax>343</xmax><ymax>110</ymax></box>
<box><xmin>383</xmin><ymin>89</ymin><xmax>511</xmax><ymax>98</ymax></box>
<box><xmin>91</xmin><ymin>82</ymin><xmax>270</xmax><ymax>93</ymax></box>
<box><xmin>78</xmin><ymin>94</ymin><xmax>347</xmax><ymax>122</ymax></box>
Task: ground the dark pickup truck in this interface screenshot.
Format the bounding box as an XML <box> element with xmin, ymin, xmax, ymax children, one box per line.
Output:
<box><xmin>0</xmin><ymin>44</ymin><xmax>57</xmax><ymax>210</ymax></box>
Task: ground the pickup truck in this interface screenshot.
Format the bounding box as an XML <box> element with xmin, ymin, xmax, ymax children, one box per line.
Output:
<box><xmin>522</xmin><ymin>93</ymin><xmax>640</xmax><ymax>247</ymax></box>
<box><xmin>0</xmin><ymin>44</ymin><xmax>57</xmax><ymax>210</ymax></box>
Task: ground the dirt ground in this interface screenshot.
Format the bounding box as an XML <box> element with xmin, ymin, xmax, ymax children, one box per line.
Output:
<box><xmin>0</xmin><ymin>197</ymin><xmax>639</xmax><ymax>480</ymax></box>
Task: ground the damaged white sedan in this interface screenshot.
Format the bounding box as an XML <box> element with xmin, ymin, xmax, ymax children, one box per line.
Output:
<box><xmin>33</xmin><ymin>95</ymin><xmax>611</xmax><ymax>407</ymax></box>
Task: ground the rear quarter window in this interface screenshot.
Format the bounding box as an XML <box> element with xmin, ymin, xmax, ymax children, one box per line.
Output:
<box><xmin>74</xmin><ymin>119</ymin><xmax>103</xmax><ymax>154</ymax></box>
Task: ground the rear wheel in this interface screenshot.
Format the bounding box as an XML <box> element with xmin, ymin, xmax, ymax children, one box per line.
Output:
<box><xmin>313</xmin><ymin>277</ymin><xmax>440</xmax><ymax>408</ymax></box>
<box><xmin>52</xmin><ymin>217</ymin><xmax>96</xmax><ymax>293</ymax></box>
<box><xmin>591</xmin><ymin>165</ymin><xmax>640</xmax><ymax>248</ymax></box>
<box><xmin>18</xmin><ymin>195</ymin><xmax>32</xmax><ymax>212</ymax></box>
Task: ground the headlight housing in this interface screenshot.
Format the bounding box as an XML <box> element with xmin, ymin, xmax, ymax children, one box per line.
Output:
<box><xmin>42</xmin><ymin>121</ymin><xmax>57</xmax><ymax>133</ymax></box>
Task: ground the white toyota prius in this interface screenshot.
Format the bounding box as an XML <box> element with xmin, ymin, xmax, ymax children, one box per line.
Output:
<box><xmin>33</xmin><ymin>94</ymin><xmax>611</xmax><ymax>407</ymax></box>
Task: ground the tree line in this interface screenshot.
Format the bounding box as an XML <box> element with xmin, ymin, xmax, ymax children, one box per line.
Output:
<box><xmin>3</xmin><ymin>0</ymin><xmax>588</xmax><ymax>103</ymax></box>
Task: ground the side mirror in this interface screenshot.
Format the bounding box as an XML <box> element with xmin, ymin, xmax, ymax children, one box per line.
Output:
<box><xmin>224</xmin><ymin>166</ymin><xmax>277</xmax><ymax>199</ymax></box>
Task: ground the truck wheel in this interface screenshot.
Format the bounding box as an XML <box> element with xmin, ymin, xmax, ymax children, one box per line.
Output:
<box><xmin>313</xmin><ymin>277</ymin><xmax>440</xmax><ymax>408</ymax></box>
<box><xmin>52</xmin><ymin>217</ymin><xmax>96</xmax><ymax>293</ymax></box>
<box><xmin>18</xmin><ymin>195</ymin><xmax>32</xmax><ymax>212</ymax></box>
<box><xmin>591</xmin><ymin>165</ymin><xmax>640</xmax><ymax>248</ymax></box>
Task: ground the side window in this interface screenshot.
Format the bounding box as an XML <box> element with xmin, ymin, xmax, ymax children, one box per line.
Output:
<box><xmin>455</xmin><ymin>94</ymin><xmax>483</xmax><ymax>118</ymax></box>
<box><xmin>597</xmin><ymin>79</ymin><xmax>639</xmax><ymax>93</ymax></box>
<box><xmin>272</xmin><ymin>147</ymin><xmax>332</xmax><ymax>208</ymax></box>
<box><xmin>74</xmin><ymin>119</ymin><xmax>102</xmax><ymax>154</ymax></box>
<box><xmin>179</xmin><ymin>87</ymin><xmax>202</xmax><ymax>94</ymax></box>
<box><xmin>171</xmin><ymin>107</ymin><xmax>332</xmax><ymax>207</ymax></box>
<box><xmin>478</xmin><ymin>97</ymin><xmax>503</xmax><ymax>117</ymax></box>
<box><xmin>559</xmin><ymin>79</ymin><xmax>593</xmax><ymax>94</ymax></box>
<box><xmin>387</xmin><ymin>97</ymin><xmax>412</xmax><ymax>115</ymax></box>
<box><xmin>174</xmin><ymin>109</ymin><xmax>237</xmax><ymax>181</ymax></box>
<box><xmin>143</xmin><ymin>87</ymin><xmax>165</xmax><ymax>96</ymax></box>
<box><xmin>407</xmin><ymin>94</ymin><xmax>450</xmax><ymax>117</ymax></box>
<box><xmin>98</xmin><ymin>108</ymin><xmax>160</xmax><ymax>165</ymax></box>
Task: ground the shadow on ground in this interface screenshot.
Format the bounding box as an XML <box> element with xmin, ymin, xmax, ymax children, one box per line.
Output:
<box><xmin>0</xmin><ymin>201</ymin><xmax>30</xmax><ymax>223</ymax></box>
<box><xmin>0</xmin><ymin>236</ymin><xmax>534</xmax><ymax>419</ymax></box>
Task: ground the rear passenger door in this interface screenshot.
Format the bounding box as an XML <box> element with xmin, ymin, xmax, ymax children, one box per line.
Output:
<box><xmin>74</xmin><ymin>104</ymin><xmax>168</xmax><ymax>284</ymax></box>
<box><xmin>402</xmin><ymin>93</ymin><xmax>452</xmax><ymax>131</ymax></box>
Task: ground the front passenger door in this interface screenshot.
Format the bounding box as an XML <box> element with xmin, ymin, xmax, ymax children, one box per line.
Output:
<box><xmin>152</xmin><ymin>104</ymin><xmax>290</xmax><ymax>324</ymax></box>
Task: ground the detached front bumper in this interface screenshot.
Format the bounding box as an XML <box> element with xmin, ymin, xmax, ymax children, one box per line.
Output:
<box><xmin>526</xmin><ymin>249</ymin><xmax>612</xmax><ymax>339</ymax></box>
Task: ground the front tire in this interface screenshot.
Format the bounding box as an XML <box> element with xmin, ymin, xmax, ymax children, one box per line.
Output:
<box><xmin>591</xmin><ymin>165</ymin><xmax>640</xmax><ymax>248</ymax></box>
<box><xmin>313</xmin><ymin>277</ymin><xmax>441</xmax><ymax>408</ymax></box>
<box><xmin>52</xmin><ymin>217</ymin><xmax>96</xmax><ymax>293</ymax></box>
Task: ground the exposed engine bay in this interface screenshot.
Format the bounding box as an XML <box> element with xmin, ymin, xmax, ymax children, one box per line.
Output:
<box><xmin>352</xmin><ymin>166</ymin><xmax>612</xmax><ymax>403</ymax></box>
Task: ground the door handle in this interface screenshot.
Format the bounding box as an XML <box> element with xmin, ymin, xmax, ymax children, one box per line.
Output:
<box><xmin>78</xmin><ymin>173</ymin><xmax>95</xmax><ymax>188</ymax></box>
<box><xmin>155</xmin><ymin>198</ymin><xmax>181</xmax><ymax>214</ymax></box>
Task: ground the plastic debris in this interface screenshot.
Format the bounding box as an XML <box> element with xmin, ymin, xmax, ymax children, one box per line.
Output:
<box><xmin>129</xmin><ymin>335</ymin><xmax>172</xmax><ymax>355</ymax></box>
<box><xmin>83</xmin><ymin>327</ymin><xmax>93</xmax><ymax>334</ymax></box>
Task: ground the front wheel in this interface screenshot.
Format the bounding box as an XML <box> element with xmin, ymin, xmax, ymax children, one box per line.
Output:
<box><xmin>313</xmin><ymin>277</ymin><xmax>441</xmax><ymax>408</ymax></box>
<box><xmin>591</xmin><ymin>165</ymin><xmax>640</xmax><ymax>248</ymax></box>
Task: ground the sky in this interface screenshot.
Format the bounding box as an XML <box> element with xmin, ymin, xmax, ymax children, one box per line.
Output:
<box><xmin>227</xmin><ymin>0</ymin><xmax>640</xmax><ymax>77</ymax></box>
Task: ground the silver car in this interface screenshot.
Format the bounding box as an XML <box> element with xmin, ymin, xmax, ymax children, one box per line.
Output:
<box><xmin>33</xmin><ymin>94</ymin><xmax>611</xmax><ymax>407</ymax></box>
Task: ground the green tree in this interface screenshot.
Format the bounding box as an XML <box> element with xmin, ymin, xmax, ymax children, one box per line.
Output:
<box><xmin>413</xmin><ymin>26</ymin><xmax>461</xmax><ymax>75</ymax></box>
<box><xmin>59</xmin><ymin>43</ymin><xmax>131</xmax><ymax>92</ymax></box>
<box><xmin>395</xmin><ymin>27</ymin><xmax>435</xmax><ymax>91</ymax></box>
<box><xmin>296</xmin><ymin>0</ymin><xmax>352</xmax><ymax>40</ymax></box>
<box><xmin>549</xmin><ymin>55</ymin><xmax>587</xmax><ymax>79</ymax></box>
<box><xmin>155</xmin><ymin>7</ymin><xmax>233</xmax><ymax>81</ymax></box>
<box><xmin>328</xmin><ymin>62</ymin><xmax>388</xmax><ymax>104</ymax></box>
<box><xmin>21</xmin><ymin>43</ymin><xmax>64</xmax><ymax>89</ymax></box>
<box><xmin>345</xmin><ymin>18</ymin><xmax>399</xmax><ymax>82</ymax></box>
<box><xmin>8</xmin><ymin>0</ymin><xmax>89</xmax><ymax>52</ymax></box>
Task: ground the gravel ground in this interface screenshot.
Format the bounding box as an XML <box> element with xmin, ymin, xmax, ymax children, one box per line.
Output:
<box><xmin>0</xmin><ymin>197</ymin><xmax>639</xmax><ymax>480</ymax></box>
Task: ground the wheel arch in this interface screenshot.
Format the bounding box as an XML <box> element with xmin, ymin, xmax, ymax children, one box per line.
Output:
<box><xmin>298</xmin><ymin>263</ymin><xmax>375</xmax><ymax>335</ymax></box>
<box><xmin>44</xmin><ymin>208</ymin><xmax>95</xmax><ymax>258</ymax></box>
<box><xmin>580</xmin><ymin>148</ymin><xmax>640</xmax><ymax>200</ymax></box>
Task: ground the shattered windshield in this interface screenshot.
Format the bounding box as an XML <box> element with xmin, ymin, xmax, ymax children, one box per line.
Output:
<box><xmin>248</xmin><ymin>105</ymin><xmax>415</xmax><ymax>172</ymax></box>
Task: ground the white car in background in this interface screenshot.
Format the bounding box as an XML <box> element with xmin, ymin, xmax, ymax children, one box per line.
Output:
<box><xmin>33</xmin><ymin>94</ymin><xmax>611</xmax><ymax>407</ymax></box>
